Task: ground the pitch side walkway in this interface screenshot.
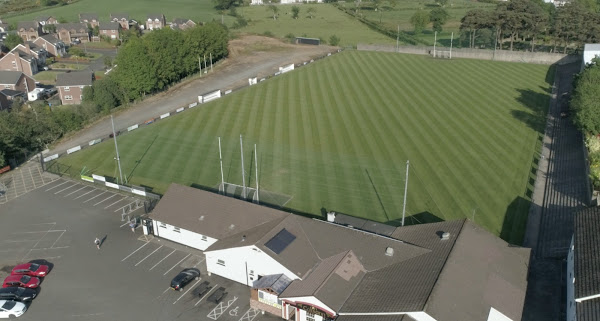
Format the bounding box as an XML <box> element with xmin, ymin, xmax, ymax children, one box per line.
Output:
<box><xmin>522</xmin><ymin>62</ymin><xmax>587</xmax><ymax>321</ymax></box>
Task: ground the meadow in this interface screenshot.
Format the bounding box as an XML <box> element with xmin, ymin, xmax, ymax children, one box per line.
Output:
<box><xmin>49</xmin><ymin>51</ymin><xmax>551</xmax><ymax>244</ymax></box>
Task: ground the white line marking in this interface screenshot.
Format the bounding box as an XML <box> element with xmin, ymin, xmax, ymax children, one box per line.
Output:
<box><xmin>29</xmin><ymin>222</ymin><xmax>57</xmax><ymax>225</ymax></box>
<box><xmin>20</xmin><ymin>169</ymin><xmax>27</xmax><ymax>193</ymax></box>
<box><xmin>114</xmin><ymin>200</ymin><xmax>136</xmax><ymax>213</ymax></box>
<box><xmin>83</xmin><ymin>191</ymin><xmax>106</xmax><ymax>203</ymax></box>
<box><xmin>195</xmin><ymin>283</ymin><xmax>219</xmax><ymax>306</ymax></box>
<box><xmin>121</xmin><ymin>242</ymin><xmax>150</xmax><ymax>262</ymax></box>
<box><xmin>174</xmin><ymin>279</ymin><xmax>201</xmax><ymax>304</ymax></box>
<box><xmin>50</xmin><ymin>230</ymin><xmax>66</xmax><ymax>248</ymax></box>
<box><xmin>28</xmin><ymin>167</ymin><xmax>36</xmax><ymax>189</ymax></box>
<box><xmin>164</xmin><ymin>253</ymin><xmax>191</xmax><ymax>276</ymax></box>
<box><xmin>193</xmin><ymin>256</ymin><xmax>205</xmax><ymax>268</ymax></box>
<box><xmin>150</xmin><ymin>249</ymin><xmax>176</xmax><ymax>271</ymax></box>
<box><xmin>74</xmin><ymin>188</ymin><xmax>96</xmax><ymax>200</ymax></box>
<box><xmin>2</xmin><ymin>239</ymin><xmax>38</xmax><ymax>243</ymax></box>
<box><xmin>93</xmin><ymin>194</ymin><xmax>116</xmax><ymax>206</ymax></box>
<box><xmin>12</xmin><ymin>230</ymin><xmax>65</xmax><ymax>234</ymax></box>
<box><xmin>104</xmin><ymin>197</ymin><xmax>127</xmax><ymax>209</ymax></box>
<box><xmin>21</xmin><ymin>223</ymin><xmax>55</xmax><ymax>261</ymax></box>
<box><xmin>45</xmin><ymin>181</ymin><xmax>67</xmax><ymax>191</ymax></box>
<box><xmin>54</xmin><ymin>183</ymin><xmax>78</xmax><ymax>194</ymax></box>
<box><xmin>37</xmin><ymin>166</ymin><xmax>46</xmax><ymax>185</ymax></box>
<box><xmin>135</xmin><ymin>245</ymin><xmax>163</xmax><ymax>266</ymax></box>
<box><xmin>163</xmin><ymin>287</ymin><xmax>171</xmax><ymax>294</ymax></box>
<box><xmin>64</xmin><ymin>186</ymin><xmax>86</xmax><ymax>197</ymax></box>
<box><xmin>70</xmin><ymin>313</ymin><xmax>104</xmax><ymax>317</ymax></box>
<box><xmin>30</xmin><ymin>246</ymin><xmax>69</xmax><ymax>251</ymax></box>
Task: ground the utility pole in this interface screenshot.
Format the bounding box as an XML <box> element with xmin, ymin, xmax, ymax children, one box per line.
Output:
<box><xmin>111</xmin><ymin>115</ymin><xmax>124</xmax><ymax>185</ymax></box>
<box><xmin>218</xmin><ymin>137</ymin><xmax>224</xmax><ymax>194</ymax></box>
<box><xmin>210</xmin><ymin>53</ymin><xmax>213</xmax><ymax>72</ymax></box>
<box><xmin>396</xmin><ymin>25</ymin><xmax>400</xmax><ymax>52</ymax></box>
<box><xmin>401</xmin><ymin>160</ymin><xmax>409</xmax><ymax>226</ymax></box>
<box><xmin>240</xmin><ymin>135</ymin><xmax>246</xmax><ymax>199</ymax></box>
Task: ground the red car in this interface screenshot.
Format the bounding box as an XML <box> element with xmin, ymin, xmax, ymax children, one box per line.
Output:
<box><xmin>11</xmin><ymin>263</ymin><xmax>49</xmax><ymax>277</ymax></box>
<box><xmin>2</xmin><ymin>275</ymin><xmax>40</xmax><ymax>289</ymax></box>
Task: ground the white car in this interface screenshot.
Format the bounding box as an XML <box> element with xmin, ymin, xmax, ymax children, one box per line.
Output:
<box><xmin>0</xmin><ymin>300</ymin><xmax>27</xmax><ymax>318</ymax></box>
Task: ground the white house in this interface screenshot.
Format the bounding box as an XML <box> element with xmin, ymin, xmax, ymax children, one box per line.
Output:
<box><xmin>582</xmin><ymin>43</ymin><xmax>600</xmax><ymax>71</ymax></box>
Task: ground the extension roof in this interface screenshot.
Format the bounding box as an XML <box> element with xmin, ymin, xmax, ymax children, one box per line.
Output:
<box><xmin>252</xmin><ymin>274</ymin><xmax>292</xmax><ymax>294</ymax></box>
<box><xmin>575</xmin><ymin>207</ymin><xmax>600</xmax><ymax>299</ymax></box>
<box><xmin>0</xmin><ymin>71</ymin><xmax>23</xmax><ymax>85</ymax></box>
<box><xmin>56</xmin><ymin>71</ymin><xmax>93</xmax><ymax>87</ymax></box>
<box><xmin>1</xmin><ymin>89</ymin><xmax>24</xmax><ymax>97</ymax></box>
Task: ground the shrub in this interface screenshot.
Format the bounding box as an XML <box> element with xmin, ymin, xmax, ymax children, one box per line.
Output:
<box><xmin>284</xmin><ymin>33</ymin><xmax>296</xmax><ymax>43</ymax></box>
<box><xmin>263</xmin><ymin>30</ymin><xmax>275</xmax><ymax>37</ymax></box>
<box><xmin>329</xmin><ymin>35</ymin><xmax>340</xmax><ymax>46</ymax></box>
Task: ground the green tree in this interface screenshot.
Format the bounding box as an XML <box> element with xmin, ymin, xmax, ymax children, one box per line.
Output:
<box><xmin>329</xmin><ymin>35</ymin><xmax>340</xmax><ymax>46</ymax></box>
<box><xmin>291</xmin><ymin>6</ymin><xmax>300</xmax><ymax>19</ymax></box>
<box><xmin>213</xmin><ymin>0</ymin><xmax>241</xmax><ymax>10</ymax></box>
<box><xmin>307</xmin><ymin>7</ymin><xmax>316</xmax><ymax>19</ymax></box>
<box><xmin>144</xmin><ymin>28</ymin><xmax>185</xmax><ymax>90</ymax></box>
<box><xmin>58</xmin><ymin>17</ymin><xmax>67</xmax><ymax>23</ymax></box>
<box><xmin>461</xmin><ymin>9</ymin><xmax>492</xmax><ymax>48</ymax></box>
<box><xmin>103</xmin><ymin>56</ymin><xmax>113</xmax><ymax>69</ymax></box>
<box><xmin>267</xmin><ymin>5</ymin><xmax>279</xmax><ymax>20</ymax></box>
<box><xmin>436</xmin><ymin>0</ymin><xmax>448</xmax><ymax>7</ymax></box>
<box><xmin>3</xmin><ymin>33</ymin><xmax>23</xmax><ymax>51</ymax></box>
<box><xmin>114</xmin><ymin>37</ymin><xmax>157</xmax><ymax>100</ymax></box>
<box><xmin>572</xmin><ymin>58</ymin><xmax>600</xmax><ymax>134</ymax></box>
<box><xmin>430</xmin><ymin>8</ymin><xmax>449</xmax><ymax>32</ymax></box>
<box><xmin>91</xmin><ymin>77</ymin><xmax>124</xmax><ymax>112</ymax></box>
<box><xmin>410</xmin><ymin>10</ymin><xmax>430</xmax><ymax>34</ymax></box>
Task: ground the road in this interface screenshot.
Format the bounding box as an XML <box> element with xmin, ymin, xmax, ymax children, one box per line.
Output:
<box><xmin>47</xmin><ymin>36</ymin><xmax>335</xmax><ymax>156</ymax></box>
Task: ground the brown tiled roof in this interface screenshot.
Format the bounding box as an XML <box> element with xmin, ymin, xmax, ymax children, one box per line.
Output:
<box><xmin>56</xmin><ymin>71</ymin><xmax>93</xmax><ymax>87</ymax></box>
<box><xmin>17</xmin><ymin>21</ymin><xmax>39</xmax><ymax>30</ymax></box>
<box><xmin>150</xmin><ymin>184</ymin><xmax>289</xmax><ymax>240</ymax></box>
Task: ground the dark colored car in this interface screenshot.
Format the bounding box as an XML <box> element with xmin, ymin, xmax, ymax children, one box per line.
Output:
<box><xmin>0</xmin><ymin>287</ymin><xmax>37</xmax><ymax>302</ymax></box>
<box><xmin>2</xmin><ymin>275</ymin><xmax>40</xmax><ymax>289</ymax></box>
<box><xmin>11</xmin><ymin>263</ymin><xmax>49</xmax><ymax>277</ymax></box>
<box><xmin>170</xmin><ymin>268</ymin><xmax>200</xmax><ymax>291</ymax></box>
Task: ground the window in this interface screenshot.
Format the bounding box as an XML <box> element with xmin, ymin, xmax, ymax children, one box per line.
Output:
<box><xmin>64</xmin><ymin>86</ymin><xmax>70</xmax><ymax>91</ymax></box>
<box><xmin>159</xmin><ymin>222</ymin><xmax>167</xmax><ymax>228</ymax></box>
<box><xmin>65</xmin><ymin>95</ymin><xmax>73</xmax><ymax>100</ymax></box>
<box><xmin>201</xmin><ymin>235</ymin><xmax>207</xmax><ymax>241</ymax></box>
<box><xmin>306</xmin><ymin>313</ymin><xmax>316</xmax><ymax>321</ymax></box>
<box><xmin>173</xmin><ymin>227</ymin><xmax>180</xmax><ymax>233</ymax></box>
<box><xmin>217</xmin><ymin>259</ymin><xmax>225</xmax><ymax>266</ymax></box>
<box><xmin>4</xmin><ymin>85</ymin><xmax>10</xmax><ymax>89</ymax></box>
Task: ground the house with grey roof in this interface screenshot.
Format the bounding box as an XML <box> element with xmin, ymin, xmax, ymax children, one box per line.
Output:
<box><xmin>567</xmin><ymin>207</ymin><xmax>600</xmax><ymax>321</ymax></box>
<box><xmin>0</xmin><ymin>71</ymin><xmax>35</xmax><ymax>94</ymax></box>
<box><xmin>99</xmin><ymin>22</ymin><xmax>121</xmax><ymax>40</ymax></box>
<box><xmin>146</xmin><ymin>14</ymin><xmax>166</xmax><ymax>30</ymax></box>
<box><xmin>149</xmin><ymin>183</ymin><xmax>531</xmax><ymax>321</ymax></box>
<box><xmin>17</xmin><ymin>21</ymin><xmax>42</xmax><ymax>41</ymax></box>
<box><xmin>169</xmin><ymin>18</ymin><xmax>196</xmax><ymax>30</ymax></box>
<box><xmin>0</xmin><ymin>44</ymin><xmax>42</xmax><ymax>77</ymax></box>
<box><xmin>79</xmin><ymin>13</ymin><xmax>99</xmax><ymax>28</ymax></box>
<box><xmin>56</xmin><ymin>23</ymin><xmax>89</xmax><ymax>45</ymax></box>
<box><xmin>33</xmin><ymin>34</ymin><xmax>66</xmax><ymax>57</ymax></box>
<box><xmin>110</xmin><ymin>13</ymin><xmax>130</xmax><ymax>30</ymax></box>
<box><xmin>56</xmin><ymin>71</ymin><xmax>93</xmax><ymax>105</ymax></box>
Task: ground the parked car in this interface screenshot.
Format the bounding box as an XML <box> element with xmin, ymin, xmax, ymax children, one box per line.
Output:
<box><xmin>0</xmin><ymin>300</ymin><xmax>27</xmax><ymax>319</ymax></box>
<box><xmin>0</xmin><ymin>287</ymin><xmax>36</xmax><ymax>302</ymax></box>
<box><xmin>170</xmin><ymin>268</ymin><xmax>200</xmax><ymax>291</ymax></box>
<box><xmin>109</xmin><ymin>131</ymin><xmax>120</xmax><ymax>138</ymax></box>
<box><xmin>2</xmin><ymin>275</ymin><xmax>40</xmax><ymax>289</ymax></box>
<box><xmin>11</xmin><ymin>263</ymin><xmax>49</xmax><ymax>277</ymax></box>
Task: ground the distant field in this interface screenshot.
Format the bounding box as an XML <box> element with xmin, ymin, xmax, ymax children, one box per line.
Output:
<box><xmin>49</xmin><ymin>51</ymin><xmax>551</xmax><ymax>244</ymax></box>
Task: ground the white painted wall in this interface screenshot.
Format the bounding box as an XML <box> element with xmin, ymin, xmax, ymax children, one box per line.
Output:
<box><xmin>153</xmin><ymin>220</ymin><xmax>217</xmax><ymax>251</ymax></box>
<box><xmin>205</xmin><ymin>245</ymin><xmax>299</xmax><ymax>286</ymax></box>
<box><xmin>567</xmin><ymin>236</ymin><xmax>576</xmax><ymax>321</ymax></box>
<box><xmin>487</xmin><ymin>307</ymin><xmax>514</xmax><ymax>321</ymax></box>
<box><xmin>582</xmin><ymin>46</ymin><xmax>600</xmax><ymax>70</ymax></box>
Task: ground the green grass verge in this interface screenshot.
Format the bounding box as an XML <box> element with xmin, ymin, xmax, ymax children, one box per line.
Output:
<box><xmin>50</xmin><ymin>62</ymin><xmax>88</xmax><ymax>70</ymax></box>
<box><xmin>51</xmin><ymin>51</ymin><xmax>551</xmax><ymax>244</ymax></box>
<box><xmin>33</xmin><ymin>71</ymin><xmax>60</xmax><ymax>85</ymax></box>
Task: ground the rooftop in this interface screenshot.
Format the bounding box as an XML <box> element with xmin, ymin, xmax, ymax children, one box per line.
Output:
<box><xmin>0</xmin><ymin>71</ymin><xmax>23</xmax><ymax>85</ymax></box>
<box><xmin>575</xmin><ymin>207</ymin><xmax>600</xmax><ymax>299</ymax></box>
<box><xmin>56</xmin><ymin>71</ymin><xmax>93</xmax><ymax>87</ymax></box>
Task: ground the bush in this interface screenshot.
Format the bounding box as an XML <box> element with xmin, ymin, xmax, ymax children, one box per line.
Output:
<box><xmin>262</xmin><ymin>30</ymin><xmax>275</xmax><ymax>37</ymax></box>
<box><xmin>329</xmin><ymin>35</ymin><xmax>340</xmax><ymax>46</ymax></box>
<box><xmin>284</xmin><ymin>33</ymin><xmax>296</xmax><ymax>43</ymax></box>
<box><xmin>232</xmin><ymin>16</ymin><xmax>248</xmax><ymax>29</ymax></box>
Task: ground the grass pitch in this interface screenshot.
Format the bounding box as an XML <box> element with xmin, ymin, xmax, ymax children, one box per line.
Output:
<box><xmin>52</xmin><ymin>51</ymin><xmax>551</xmax><ymax>244</ymax></box>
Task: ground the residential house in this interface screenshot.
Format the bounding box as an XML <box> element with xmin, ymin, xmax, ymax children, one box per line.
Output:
<box><xmin>567</xmin><ymin>207</ymin><xmax>600</xmax><ymax>321</ymax></box>
<box><xmin>79</xmin><ymin>13</ymin><xmax>99</xmax><ymax>28</ymax></box>
<box><xmin>33</xmin><ymin>35</ymin><xmax>66</xmax><ymax>57</ymax></box>
<box><xmin>99</xmin><ymin>22</ymin><xmax>121</xmax><ymax>40</ymax></box>
<box><xmin>17</xmin><ymin>21</ymin><xmax>42</xmax><ymax>41</ymax></box>
<box><xmin>56</xmin><ymin>71</ymin><xmax>93</xmax><ymax>105</ymax></box>
<box><xmin>146</xmin><ymin>14</ymin><xmax>166</xmax><ymax>30</ymax></box>
<box><xmin>150</xmin><ymin>184</ymin><xmax>531</xmax><ymax>321</ymax></box>
<box><xmin>0</xmin><ymin>71</ymin><xmax>35</xmax><ymax>94</ymax></box>
<box><xmin>35</xmin><ymin>16</ymin><xmax>58</xmax><ymax>26</ymax></box>
<box><xmin>170</xmin><ymin>18</ymin><xmax>196</xmax><ymax>31</ymax></box>
<box><xmin>110</xmin><ymin>13</ymin><xmax>130</xmax><ymax>30</ymax></box>
<box><xmin>0</xmin><ymin>44</ymin><xmax>42</xmax><ymax>77</ymax></box>
<box><xmin>21</xmin><ymin>43</ymin><xmax>47</xmax><ymax>66</ymax></box>
<box><xmin>56</xmin><ymin>23</ymin><xmax>90</xmax><ymax>45</ymax></box>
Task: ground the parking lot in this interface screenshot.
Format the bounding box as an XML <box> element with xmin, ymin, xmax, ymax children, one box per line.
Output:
<box><xmin>0</xmin><ymin>177</ymin><xmax>280</xmax><ymax>321</ymax></box>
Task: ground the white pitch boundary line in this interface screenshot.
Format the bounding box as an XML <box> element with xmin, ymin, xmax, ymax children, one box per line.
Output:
<box><xmin>135</xmin><ymin>245</ymin><xmax>163</xmax><ymax>266</ymax></box>
<box><xmin>64</xmin><ymin>186</ymin><xmax>87</xmax><ymax>197</ymax></box>
<box><xmin>164</xmin><ymin>253</ymin><xmax>191</xmax><ymax>276</ymax></box>
<box><xmin>54</xmin><ymin>183</ymin><xmax>78</xmax><ymax>195</ymax></box>
<box><xmin>174</xmin><ymin>279</ymin><xmax>202</xmax><ymax>304</ymax></box>
<box><xmin>74</xmin><ymin>188</ymin><xmax>96</xmax><ymax>200</ymax></box>
<box><xmin>83</xmin><ymin>191</ymin><xmax>107</xmax><ymax>203</ymax></box>
<box><xmin>104</xmin><ymin>197</ymin><xmax>127</xmax><ymax>209</ymax></box>
<box><xmin>121</xmin><ymin>242</ymin><xmax>150</xmax><ymax>262</ymax></box>
<box><xmin>150</xmin><ymin>249</ymin><xmax>176</xmax><ymax>271</ymax></box>
<box><xmin>93</xmin><ymin>194</ymin><xmax>116</xmax><ymax>206</ymax></box>
<box><xmin>45</xmin><ymin>180</ymin><xmax>67</xmax><ymax>191</ymax></box>
<box><xmin>195</xmin><ymin>284</ymin><xmax>219</xmax><ymax>306</ymax></box>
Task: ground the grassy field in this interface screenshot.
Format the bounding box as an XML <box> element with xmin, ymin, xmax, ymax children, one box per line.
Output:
<box><xmin>236</xmin><ymin>4</ymin><xmax>395</xmax><ymax>46</ymax></box>
<box><xmin>49</xmin><ymin>51</ymin><xmax>551</xmax><ymax>244</ymax></box>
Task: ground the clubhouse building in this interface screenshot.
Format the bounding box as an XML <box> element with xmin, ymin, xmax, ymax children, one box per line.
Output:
<box><xmin>149</xmin><ymin>183</ymin><xmax>531</xmax><ymax>321</ymax></box>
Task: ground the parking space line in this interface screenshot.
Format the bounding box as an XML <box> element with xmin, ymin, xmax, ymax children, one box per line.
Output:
<box><xmin>162</xmin><ymin>287</ymin><xmax>171</xmax><ymax>294</ymax></box>
<box><xmin>2</xmin><ymin>239</ymin><xmax>38</xmax><ymax>243</ymax></box>
<box><xmin>122</xmin><ymin>242</ymin><xmax>150</xmax><ymax>262</ymax></box>
<box><xmin>195</xmin><ymin>283</ymin><xmax>219</xmax><ymax>306</ymax></box>
<box><xmin>193</xmin><ymin>256</ymin><xmax>205</xmax><ymax>268</ymax></box>
<box><xmin>12</xmin><ymin>229</ymin><xmax>64</xmax><ymax>234</ymax></box>
<box><xmin>74</xmin><ymin>188</ymin><xmax>96</xmax><ymax>200</ymax></box>
<box><xmin>30</xmin><ymin>246</ymin><xmax>69</xmax><ymax>251</ymax></box>
<box><xmin>164</xmin><ymin>253</ymin><xmax>191</xmax><ymax>276</ymax></box>
<box><xmin>46</xmin><ymin>180</ymin><xmax>67</xmax><ymax>191</ymax></box>
<box><xmin>174</xmin><ymin>279</ymin><xmax>202</xmax><ymax>304</ymax></box>
<box><xmin>238</xmin><ymin>308</ymin><xmax>260</xmax><ymax>321</ymax></box>
<box><xmin>150</xmin><ymin>249</ymin><xmax>176</xmax><ymax>271</ymax></box>
<box><xmin>135</xmin><ymin>245</ymin><xmax>163</xmax><ymax>266</ymax></box>
<box><xmin>64</xmin><ymin>186</ymin><xmax>87</xmax><ymax>197</ymax></box>
<box><xmin>20</xmin><ymin>169</ymin><xmax>28</xmax><ymax>193</ymax></box>
<box><xmin>104</xmin><ymin>197</ymin><xmax>127</xmax><ymax>209</ymax></box>
<box><xmin>54</xmin><ymin>183</ymin><xmax>78</xmax><ymax>195</ymax></box>
<box><xmin>83</xmin><ymin>191</ymin><xmax>107</xmax><ymax>203</ymax></box>
<box><xmin>93</xmin><ymin>194</ymin><xmax>116</xmax><ymax>206</ymax></box>
<box><xmin>50</xmin><ymin>230</ymin><xmax>66</xmax><ymax>248</ymax></box>
<box><xmin>21</xmin><ymin>224</ymin><xmax>55</xmax><ymax>261</ymax></box>
<box><xmin>28</xmin><ymin>168</ymin><xmax>36</xmax><ymax>189</ymax></box>
<box><xmin>36</xmin><ymin>166</ymin><xmax>46</xmax><ymax>185</ymax></box>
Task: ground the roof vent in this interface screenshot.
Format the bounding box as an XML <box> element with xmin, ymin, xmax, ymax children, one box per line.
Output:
<box><xmin>327</xmin><ymin>211</ymin><xmax>336</xmax><ymax>222</ymax></box>
<box><xmin>229</xmin><ymin>224</ymin><xmax>235</xmax><ymax>230</ymax></box>
<box><xmin>441</xmin><ymin>232</ymin><xmax>450</xmax><ymax>240</ymax></box>
<box><xmin>242</xmin><ymin>235</ymin><xmax>246</xmax><ymax>242</ymax></box>
<box><xmin>199</xmin><ymin>215</ymin><xmax>204</xmax><ymax>221</ymax></box>
<box><xmin>385</xmin><ymin>247</ymin><xmax>394</xmax><ymax>257</ymax></box>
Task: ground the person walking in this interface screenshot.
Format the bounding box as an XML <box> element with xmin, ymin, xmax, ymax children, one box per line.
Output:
<box><xmin>129</xmin><ymin>221</ymin><xmax>136</xmax><ymax>233</ymax></box>
<box><xmin>94</xmin><ymin>237</ymin><xmax>101</xmax><ymax>249</ymax></box>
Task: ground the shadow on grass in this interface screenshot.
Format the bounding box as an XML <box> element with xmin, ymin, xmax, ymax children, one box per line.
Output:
<box><xmin>500</xmin><ymin>196</ymin><xmax>530</xmax><ymax>245</ymax></box>
<box><xmin>511</xmin><ymin>88</ymin><xmax>550</xmax><ymax>133</ymax></box>
<box><xmin>126</xmin><ymin>135</ymin><xmax>158</xmax><ymax>182</ymax></box>
<box><xmin>391</xmin><ymin>211</ymin><xmax>444</xmax><ymax>227</ymax></box>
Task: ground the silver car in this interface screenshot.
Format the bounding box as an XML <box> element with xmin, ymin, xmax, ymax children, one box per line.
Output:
<box><xmin>0</xmin><ymin>300</ymin><xmax>27</xmax><ymax>318</ymax></box>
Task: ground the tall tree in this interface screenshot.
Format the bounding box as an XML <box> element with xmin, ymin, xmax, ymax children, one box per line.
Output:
<box><xmin>410</xmin><ymin>10</ymin><xmax>430</xmax><ymax>34</ymax></box>
<box><xmin>291</xmin><ymin>6</ymin><xmax>300</xmax><ymax>19</ymax></box>
<box><xmin>572</xmin><ymin>58</ymin><xmax>600</xmax><ymax>134</ymax></box>
<box><xmin>114</xmin><ymin>37</ymin><xmax>157</xmax><ymax>100</ymax></box>
<box><xmin>522</xmin><ymin>0</ymin><xmax>548</xmax><ymax>51</ymax></box>
<box><xmin>268</xmin><ymin>5</ymin><xmax>279</xmax><ymax>20</ymax></box>
<box><xmin>3</xmin><ymin>33</ymin><xmax>23</xmax><ymax>51</ymax></box>
<box><xmin>430</xmin><ymin>8</ymin><xmax>449</xmax><ymax>32</ymax></box>
<box><xmin>307</xmin><ymin>7</ymin><xmax>316</xmax><ymax>19</ymax></box>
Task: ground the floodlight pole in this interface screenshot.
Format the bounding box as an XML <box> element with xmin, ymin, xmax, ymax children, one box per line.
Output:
<box><xmin>396</xmin><ymin>25</ymin><xmax>400</xmax><ymax>52</ymax></box>
<box><xmin>254</xmin><ymin>144</ymin><xmax>259</xmax><ymax>203</ymax></box>
<box><xmin>218</xmin><ymin>137</ymin><xmax>224</xmax><ymax>193</ymax></box>
<box><xmin>240</xmin><ymin>135</ymin><xmax>246</xmax><ymax>199</ymax></box>
<box><xmin>204</xmin><ymin>55</ymin><xmax>207</xmax><ymax>72</ymax></box>
<box><xmin>433</xmin><ymin>31</ymin><xmax>437</xmax><ymax>58</ymax></box>
<box><xmin>210</xmin><ymin>53</ymin><xmax>213</xmax><ymax>72</ymax></box>
<box><xmin>111</xmin><ymin>115</ymin><xmax>124</xmax><ymax>185</ymax></box>
<box><xmin>401</xmin><ymin>160</ymin><xmax>409</xmax><ymax>227</ymax></box>
<box><xmin>450</xmin><ymin>32</ymin><xmax>453</xmax><ymax>59</ymax></box>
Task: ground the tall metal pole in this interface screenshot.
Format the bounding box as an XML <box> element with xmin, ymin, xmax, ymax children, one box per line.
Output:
<box><xmin>198</xmin><ymin>56</ymin><xmax>202</xmax><ymax>76</ymax></box>
<box><xmin>396</xmin><ymin>25</ymin><xmax>400</xmax><ymax>52</ymax></box>
<box><xmin>450</xmin><ymin>32</ymin><xmax>453</xmax><ymax>59</ymax></box>
<box><xmin>218</xmin><ymin>137</ymin><xmax>224</xmax><ymax>193</ymax></box>
<box><xmin>210</xmin><ymin>53</ymin><xmax>213</xmax><ymax>72</ymax></box>
<box><xmin>433</xmin><ymin>31</ymin><xmax>437</xmax><ymax>58</ymax></box>
<box><xmin>111</xmin><ymin>115</ymin><xmax>124</xmax><ymax>185</ymax></box>
<box><xmin>254</xmin><ymin>144</ymin><xmax>259</xmax><ymax>203</ymax></box>
<box><xmin>204</xmin><ymin>54</ymin><xmax>207</xmax><ymax>72</ymax></box>
<box><xmin>401</xmin><ymin>160</ymin><xmax>410</xmax><ymax>226</ymax></box>
<box><xmin>240</xmin><ymin>135</ymin><xmax>246</xmax><ymax>199</ymax></box>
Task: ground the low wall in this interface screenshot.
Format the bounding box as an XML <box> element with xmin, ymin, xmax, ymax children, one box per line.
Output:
<box><xmin>358</xmin><ymin>44</ymin><xmax>581</xmax><ymax>65</ymax></box>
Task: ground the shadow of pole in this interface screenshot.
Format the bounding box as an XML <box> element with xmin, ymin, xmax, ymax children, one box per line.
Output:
<box><xmin>365</xmin><ymin>169</ymin><xmax>390</xmax><ymax>222</ymax></box>
<box><xmin>126</xmin><ymin>135</ymin><xmax>158</xmax><ymax>182</ymax></box>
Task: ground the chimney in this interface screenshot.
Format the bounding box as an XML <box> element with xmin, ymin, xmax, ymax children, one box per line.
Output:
<box><xmin>385</xmin><ymin>247</ymin><xmax>394</xmax><ymax>257</ymax></box>
<box><xmin>441</xmin><ymin>232</ymin><xmax>450</xmax><ymax>240</ymax></box>
<box><xmin>327</xmin><ymin>211</ymin><xmax>336</xmax><ymax>222</ymax></box>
